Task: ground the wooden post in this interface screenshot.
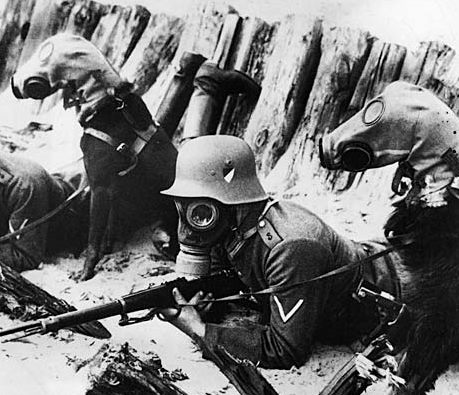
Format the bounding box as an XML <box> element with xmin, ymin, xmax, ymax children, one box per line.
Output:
<box><xmin>266</xmin><ymin>25</ymin><xmax>373</xmax><ymax>193</ymax></box>
<box><xmin>143</xmin><ymin>0</ymin><xmax>234</xmax><ymax>138</ymax></box>
<box><xmin>90</xmin><ymin>4</ymin><xmax>151</xmax><ymax>70</ymax></box>
<box><xmin>121</xmin><ymin>13</ymin><xmax>185</xmax><ymax>95</ymax></box>
<box><xmin>215</xmin><ymin>17</ymin><xmax>276</xmax><ymax>138</ymax></box>
<box><xmin>79</xmin><ymin>342</ymin><xmax>189</xmax><ymax>395</ymax></box>
<box><xmin>244</xmin><ymin>16</ymin><xmax>323</xmax><ymax>177</ymax></box>
<box><xmin>175</xmin><ymin>0</ymin><xmax>235</xmax><ymax>61</ymax></box>
<box><xmin>346</xmin><ymin>40</ymin><xmax>407</xmax><ymax>116</ymax></box>
<box><xmin>17</xmin><ymin>0</ymin><xmax>74</xmax><ymax>67</ymax></box>
<box><xmin>404</xmin><ymin>41</ymin><xmax>459</xmax><ymax>112</ymax></box>
<box><xmin>0</xmin><ymin>0</ymin><xmax>37</xmax><ymax>92</ymax></box>
<box><xmin>64</xmin><ymin>0</ymin><xmax>108</xmax><ymax>39</ymax></box>
<box><xmin>202</xmin><ymin>344</ymin><xmax>279</xmax><ymax>395</ymax></box>
<box><xmin>0</xmin><ymin>262</ymin><xmax>110</xmax><ymax>339</ymax></box>
<box><xmin>212</xmin><ymin>12</ymin><xmax>241</xmax><ymax>67</ymax></box>
<box><xmin>399</xmin><ymin>41</ymin><xmax>455</xmax><ymax>89</ymax></box>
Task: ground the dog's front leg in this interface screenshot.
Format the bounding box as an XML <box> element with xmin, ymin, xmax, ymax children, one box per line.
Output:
<box><xmin>79</xmin><ymin>186</ymin><xmax>111</xmax><ymax>281</ymax></box>
<box><xmin>101</xmin><ymin>193</ymin><xmax>119</xmax><ymax>255</ymax></box>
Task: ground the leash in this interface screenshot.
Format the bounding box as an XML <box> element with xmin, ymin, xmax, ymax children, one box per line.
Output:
<box><xmin>0</xmin><ymin>185</ymin><xmax>89</xmax><ymax>244</ymax></box>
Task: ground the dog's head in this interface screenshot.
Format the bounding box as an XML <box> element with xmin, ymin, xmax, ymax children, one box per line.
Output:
<box><xmin>11</xmin><ymin>33</ymin><xmax>124</xmax><ymax>106</ymax></box>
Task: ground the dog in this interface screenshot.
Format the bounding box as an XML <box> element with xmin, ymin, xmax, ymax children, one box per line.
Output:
<box><xmin>12</xmin><ymin>33</ymin><xmax>179</xmax><ymax>280</ymax></box>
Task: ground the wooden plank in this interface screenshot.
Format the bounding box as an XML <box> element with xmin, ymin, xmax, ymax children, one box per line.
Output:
<box><xmin>422</xmin><ymin>46</ymin><xmax>459</xmax><ymax>112</ymax></box>
<box><xmin>0</xmin><ymin>261</ymin><xmax>110</xmax><ymax>339</ymax></box>
<box><xmin>79</xmin><ymin>343</ymin><xmax>189</xmax><ymax>394</ymax></box>
<box><xmin>268</xmin><ymin>25</ymin><xmax>373</xmax><ymax>193</ymax></box>
<box><xmin>205</xmin><ymin>344</ymin><xmax>279</xmax><ymax>395</ymax></box>
<box><xmin>0</xmin><ymin>0</ymin><xmax>37</xmax><ymax>92</ymax></box>
<box><xmin>175</xmin><ymin>0</ymin><xmax>235</xmax><ymax>60</ymax></box>
<box><xmin>399</xmin><ymin>41</ymin><xmax>455</xmax><ymax>89</ymax></box>
<box><xmin>121</xmin><ymin>13</ymin><xmax>185</xmax><ymax>95</ymax></box>
<box><xmin>18</xmin><ymin>0</ymin><xmax>74</xmax><ymax>66</ymax></box>
<box><xmin>212</xmin><ymin>12</ymin><xmax>241</xmax><ymax>67</ymax></box>
<box><xmin>65</xmin><ymin>0</ymin><xmax>107</xmax><ymax>39</ymax></box>
<box><xmin>346</xmin><ymin>39</ymin><xmax>407</xmax><ymax>116</ymax></box>
<box><xmin>216</xmin><ymin>17</ymin><xmax>277</xmax><ymax>138</ymax></box>
<box><xmin>243</xmin><ymin>15</ymin><xmax>323</xmax><ymax>177</ymax></box>
<box><xmin>90</xmin><ymin>4</ymin><xmax>151</xmax><ymax>70</ymax></box>
<box><xmin>143</xmin><ymin>0</ymin><xmax>233</xmax><ymax>139</ymax></box>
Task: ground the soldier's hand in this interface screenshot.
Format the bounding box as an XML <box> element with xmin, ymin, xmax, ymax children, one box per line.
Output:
<box><xmin>158</xmin><ymin>288</ymin><xmax>211</xmax><ymax>340</ymax></box>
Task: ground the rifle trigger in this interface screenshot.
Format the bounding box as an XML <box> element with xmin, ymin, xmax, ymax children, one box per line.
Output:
<box><xmin>118</xmin><ymin>308</ymin><xmax>158</xmax><ymax>327</ymax></box>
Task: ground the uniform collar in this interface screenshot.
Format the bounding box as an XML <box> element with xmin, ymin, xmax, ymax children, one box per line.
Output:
<box><xmin>225</xmin><ymin>199</ymin><xmax>278</xmax><ymax>260</ymax></box>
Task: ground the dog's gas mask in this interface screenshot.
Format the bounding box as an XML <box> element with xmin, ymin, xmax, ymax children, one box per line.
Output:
<box><xmin>11</xmin><ymin>33</ymin><xmax>124</xmax><ymax>114</ymax></box>
<box><xmin>174</xmin><ymin>198</ymin><xmax>234</xmax><ymax>276</ymax></box>
<box><xmin>320</xmin><ymin>81</ymin><xmax>459</xmax><ymax>207</ymax></box>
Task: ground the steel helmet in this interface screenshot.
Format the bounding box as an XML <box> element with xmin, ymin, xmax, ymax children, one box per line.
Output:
<box><xmin>162</xmin><ymin>135</ymin><xmax>268</xmax><ymax>204</ymax></box>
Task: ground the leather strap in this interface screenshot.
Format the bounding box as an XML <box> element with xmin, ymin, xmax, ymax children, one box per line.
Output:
<box><xmin>84</xmin><ymin>121</ymin><xmax>159</xmax><ymax>158</ymax></box>
<box><xmin>84</xmin><ymin>127</ymin><xmax>121</xmax><ymax>149</ymax></box>
<box><xmin>195</xmin><ymin>234</ymin><xmax>415</xmax><ymax>308</ymax></box>
<box><xmin>84</xmin><ymin>128</ymin><xmax>137</xmax><ymax>176</ymax></box>
<box><xmin>130</xmin><ymin>121</ymin><xmax>160</xmax><ymax>156</ymax></box>
<box><xmin>226</xmin><ymin>199</ymin><xmax>279</xmax><ymax>259</ymax></box>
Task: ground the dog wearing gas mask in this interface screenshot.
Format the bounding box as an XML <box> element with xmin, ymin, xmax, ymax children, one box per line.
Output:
<box><xmin>321</xmin><ymin>81</ymin><xmax>459</xmax><ymax>394</ymax></box>
<box><xmin>12</xmin><ymin>33</ymin><xmax>179</xmax><ymax>280</ymax></box>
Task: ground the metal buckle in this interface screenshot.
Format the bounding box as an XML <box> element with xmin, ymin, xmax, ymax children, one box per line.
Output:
<box><xmin>114</xmin><ymin>97</ymin><xmax>125</xmax><ymax>110</ymax></box>
<box><xmin>116</xmin><ymin>142</ymin><xmax>129</xmax><ymax>155</ymax></box>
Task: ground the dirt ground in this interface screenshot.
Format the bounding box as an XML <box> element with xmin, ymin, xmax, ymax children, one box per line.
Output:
<box><xmin>1</xmin><ymin>1</ymin><xmax>459</xmax><ymax>394</ymax></box>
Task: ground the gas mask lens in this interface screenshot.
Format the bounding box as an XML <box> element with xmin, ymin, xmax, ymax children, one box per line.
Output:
<box><xmin>362</xmin><ymin>98</ymin><xmax>385</xmax><ymax>125</ymax></box>
<box><xmin>186</xmin><ymin>201</ymin><xmax>219</xmax><ymax>231</ymax></box>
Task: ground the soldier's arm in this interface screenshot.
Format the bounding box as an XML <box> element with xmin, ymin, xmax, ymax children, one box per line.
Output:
<box><xmin>0</xmin><ymin>177</ymin><xmax>50</xmax><ymax>271</ymax></box>
<box><xmin>204</xmin><ymin>238</ymin><xmax>333</xmax><ymax>368</ymax></box>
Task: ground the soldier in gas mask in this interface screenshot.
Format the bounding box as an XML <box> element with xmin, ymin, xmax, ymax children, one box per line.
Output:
<box><xmin>158</xmin><ymin>135</ymin><xmax>398</xmax><ymax>369</ymax></box>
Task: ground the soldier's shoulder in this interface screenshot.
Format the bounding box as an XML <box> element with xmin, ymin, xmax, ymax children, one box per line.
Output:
<box><xmin>256</xmin><ymin>216</ymin><xmax>283</xmax><ymax>249</ymax></box>
<box><xmin>257</xmin><ymin>200</ymin><xmax>329</xmax><ymax>249</ymax></box>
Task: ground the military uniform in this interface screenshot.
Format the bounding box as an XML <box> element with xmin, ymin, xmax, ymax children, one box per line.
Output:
<box><xmin>0</xmin><ymin>153</ymin><xmax>76</xmax><ymax>271</ymax></box>
<box><xmin>204</xmin><ymin>200</ymin><xmax>400</xmax><ymax>369</ymax></box>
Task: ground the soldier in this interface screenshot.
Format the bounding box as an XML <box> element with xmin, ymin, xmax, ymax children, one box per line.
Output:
<box><xmin>159</xmin><ymin>135</ymin><xmax>399</xmax><ymax>369</ymax></box>
<box><xmin>0</xmin><ymin>152</ymin><xmax>86</xmax><ymax>272</ymax></box>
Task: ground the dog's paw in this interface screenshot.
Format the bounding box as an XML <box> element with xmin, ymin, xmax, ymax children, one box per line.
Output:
<box><xmin>70</xmin><ymin>268</ymin><xmax>95</xmax><ymax>282</ymax></box>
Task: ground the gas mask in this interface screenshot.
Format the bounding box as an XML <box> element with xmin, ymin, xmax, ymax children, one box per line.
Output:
<box><xmin>320</xmin><ymin>81</ymin><xmax>459</xmax><ymax>206</ymax></box>
<box><xmin>174</xmin><ymin>198</ymin><xmax>233</xmax><ymax>276</ymax></box>
<box><xmin>11</xmin><ymin>33</ymin><xmax>123</xmax><ymax>113</ymax></box>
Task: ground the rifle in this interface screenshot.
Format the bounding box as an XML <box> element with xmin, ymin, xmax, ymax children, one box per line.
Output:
<box><xmin>0</xmin><ymin>270</ymin><xmax>246</xmax><ymax>340</ymax></box>
<box><xmin>319</xmin><ymin>280</ymin><xmax>407</xmax><ymax>395</ymax></box>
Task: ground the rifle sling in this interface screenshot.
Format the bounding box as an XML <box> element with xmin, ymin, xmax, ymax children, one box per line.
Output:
<box><xmin>187</xmin><ymin>236</ymin><xmax>414</xmax><ymax>306</ymax></box>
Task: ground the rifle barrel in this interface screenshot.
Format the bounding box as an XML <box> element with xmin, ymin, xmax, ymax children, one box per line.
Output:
<box><xmin>41</xmin><ymin>301</ymin><xmax>122</xmax><ymax>333</ymax></box>
<box><xmin>0</xmin><ymin>321</ymin><xmax>42</xmax><ymax>337</ymax></box>
<box><xmin>0</xmin><ymin>271</ymin><xmax>245</xmax><ymax>338</ymax></box>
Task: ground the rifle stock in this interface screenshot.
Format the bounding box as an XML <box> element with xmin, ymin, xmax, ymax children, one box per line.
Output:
<box><xmin>0</xmin><ymin>270</ymin><xmax>246</xmax><ymax>340</ymax></box>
